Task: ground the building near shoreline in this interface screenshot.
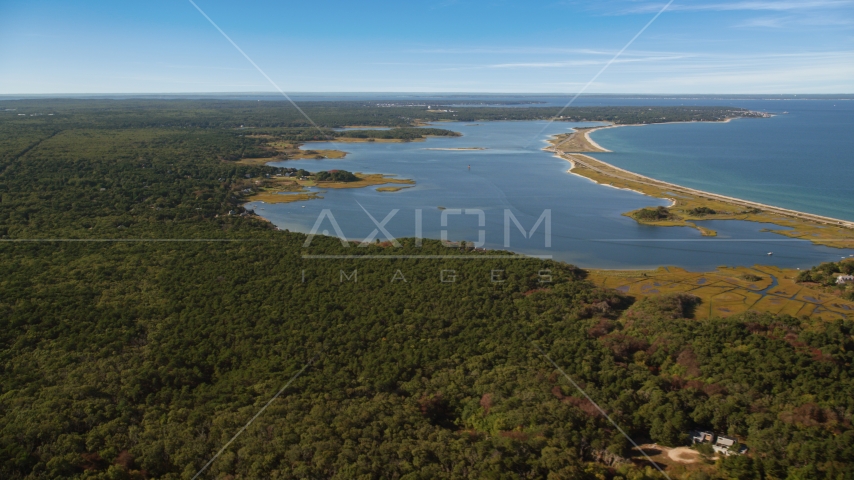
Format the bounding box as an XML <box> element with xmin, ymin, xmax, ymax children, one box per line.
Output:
<box><xmin>837</xmin><ymin>275</ymin><xmax>854</xmax><ymax>285</ymax></box>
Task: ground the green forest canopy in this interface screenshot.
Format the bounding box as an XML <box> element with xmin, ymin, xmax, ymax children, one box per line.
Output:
<box><xmin>0</xmin><ymin>101</ymin><xmax>851</xmax><ymax>479</ymax></box>
<box><xmin>315</xmin><ymin>170</ymin><xmax>358</xmax><ymax>182</ymax></box>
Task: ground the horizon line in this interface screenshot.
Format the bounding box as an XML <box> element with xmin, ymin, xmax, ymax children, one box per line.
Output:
<box><xmin>2</xmin><ymin>92</ymin><xmax>853</xmax><ymax>98</ymax></box>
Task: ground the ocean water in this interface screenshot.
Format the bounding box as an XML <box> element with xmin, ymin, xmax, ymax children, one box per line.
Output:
<box><xmin>589</xmin><ymin>100</ymin><xmax>854</xmax><ymax>222</ymax></box>
<box><xmin>250</xmin><ymin>118</ymin><xmax>853</xmax><ymax>270</ymax></box>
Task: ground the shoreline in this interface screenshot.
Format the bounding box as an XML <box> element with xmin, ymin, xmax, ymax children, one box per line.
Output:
<box><xmin>248</xmin><ymin>116</ymin><xmax>853</xmax><ymax>254</ymax></box>
<box><xmin>562</xmin><ymin>123</ymin><xmax>854</xmax><ymax>228</ymax></box>
<box><xmin>424</xmin><ymin>147</ymin><xmax>486</xmax><ymax>151</ymax></box>
<box><xmin>244</xmin><ymin>173</ymin><xmax>415</xmax><ymax>205</ymax></box>
<box><xmin>583</xmin><ymin>127</ymin><xmax>612</xmax><ymax>152</ymax></box>
<box><xmin>562</xmin><ymin>152</ymin><xmax>854</xmax><ymax>230</ymax></box>
<box><xmin>546</xmin><ymin>124</ymin><xmax>854</xmax><ymax>248</ymax></box>
<box><xmin>557</xmin><ymin>118</ymin><xmax>741</xmax><ymax>155</ymax></box>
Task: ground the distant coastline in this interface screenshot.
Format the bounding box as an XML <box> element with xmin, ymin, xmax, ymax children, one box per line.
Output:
<box><xmin>424</xmin><ymin>147</ymin><xmax>486</xmax><ymax>151</ymax></box>
<box><xmin>566</xmin><ymin>117</ymin><xmax>744</xmax><ymax>154</ymax></box>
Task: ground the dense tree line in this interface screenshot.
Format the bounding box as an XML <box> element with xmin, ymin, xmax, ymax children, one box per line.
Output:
<box><xmin>634</xmin><ymin>207</ymin><xmax>672</xmax><ymax>221</ymax></box>
<box><xmin>0</xmin><ymin>102</ymin><xmax>851</xmax><ymax>479</ymax></box>
<box><xmin>338</xmin><ymin>127</ymin><xmax>461</xmax><ymax>140</ymax></box>
<box><xmin>315</xmin><ymin>170</ymin><xmax>358</xmax><ymax>182</ymax></box>
<box><xmin>255</xmin><ymin>127</ymin><xmax>462</xmax><ymax>143</ymax></box>
<box><xmin>687</xmin><ymin>207</ymin><xmax>717</xmax><ymax>216</ymax></box>
<box><xmin>797</xmin><ymin>260</ymin><xmax>854</xmax><ymax>285</ymax></box>
<box><xmin>0</xmin><ymin>100</ymin><xmax>757</xmax><ymax>129</ymax></box>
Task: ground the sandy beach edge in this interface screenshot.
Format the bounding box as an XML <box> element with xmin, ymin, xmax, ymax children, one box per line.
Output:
<box><xmin>583</xmin><ymin>126</ymin><xmax>614</xmax><ymax>152</ymax></box>
<box><xmin>544</xmin><ymin>115</ymin><xmax>854</xmax><ymax>232</ymax></box>
<box><xmin>554</xmin><ymin>148</ymin><xmax>854</xmax><ymax>231</ymax></box>
<box><xmin>578</xmin><ymin>117</ymin><xmax>742</xmax><ymax>153</ymax></box>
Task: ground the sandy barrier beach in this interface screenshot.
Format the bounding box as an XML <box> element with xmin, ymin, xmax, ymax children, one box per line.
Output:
<box><xmin>566</xmin><ymin>119</ymin><xmax>741</xmax><ymax>155</ymax></box>
<box><xmin>544</xmin><ymin>124</ymin><xmax>854</xmax><ymax>247</ymax></box>
<box><xmin>561</xmin><ymin>151</ymin><xmax>854</xmax><ymax>230</ymax></box>
<box><xmin>583</xmin><ymin>127</ymin><xmax>613</xmax><ymax>152</ymax></box>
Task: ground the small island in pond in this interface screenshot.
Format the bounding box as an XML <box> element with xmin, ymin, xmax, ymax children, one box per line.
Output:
<box><xmin>315</xmin><ymin>169</ymin><xmax>359</xmax><ymax>182</ymax></box>
<box><xmin>246</xmin><ymin>168</ymin><xmax>415</xmax><ymax>204</ymax></box>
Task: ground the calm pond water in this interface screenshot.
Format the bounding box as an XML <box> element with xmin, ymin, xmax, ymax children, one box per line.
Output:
<box><xmin>249</xmin><ymin>118</ymin><xmax>853</xmax><ymax>270</ymax></box>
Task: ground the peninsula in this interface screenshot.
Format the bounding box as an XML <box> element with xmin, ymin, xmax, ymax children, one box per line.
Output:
<box><xmin>547</xmin><ymin>125</ymin><xmax>854</xmax><ymax>249</ymax></box>
<box><xmin>246</xmin><ymin>169</ymin><xmax>415</xmax><ymax>204</ymax></box>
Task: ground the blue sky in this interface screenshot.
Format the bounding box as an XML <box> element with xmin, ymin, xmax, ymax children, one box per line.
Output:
<box><xmin>1</xmin><ymin>0</ymin><xmax>852</xmax><ymax>94</ymax></box>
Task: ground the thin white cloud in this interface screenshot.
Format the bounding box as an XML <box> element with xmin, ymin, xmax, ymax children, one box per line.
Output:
<box><xmin>733</xmin><ymin>14</ymin><xmax>854</xmax><ymax>27</ymax></box>
<box><xmin>621</xmin><ymin>0</ymin><xmax>853</xmax><ymax>14</ymax></box>
<box><xmin>625</xmin><ymin>62</ymin><xmax>854</xmax><ymax>91</ymax></box>
<box><xmin>407</xmin><ymin>46</ymin><xmax>682</xmax><ymax>56</ymax></box>
<box><xmin>420</xmin><ymin>49</ymin><xmax>854</xmax><ymax>93</ymax></box>
<box><xmin>158</xmin><ymin>64</ymin><xmax>253</xmax><ymax>71</ymax></box>
<box><xmin>488</xmin><ymin>54</ymin><xmax>692</xmax><ymax>68</ymax></box>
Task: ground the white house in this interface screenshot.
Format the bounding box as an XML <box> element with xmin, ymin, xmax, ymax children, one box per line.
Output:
<box><xmin>712</xmin><ymin>436</ymin><xmax>748</xmax><ymax>456</ymax></box>
<box><xmin>712</xmin><ymin>436</ymin><xmax>735</xmax><ymax>455</ymax></box>
<box><xmin>837</xmin><ymin>275</ymin><xmax>854</xmax><ymax>285</ymax></box>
